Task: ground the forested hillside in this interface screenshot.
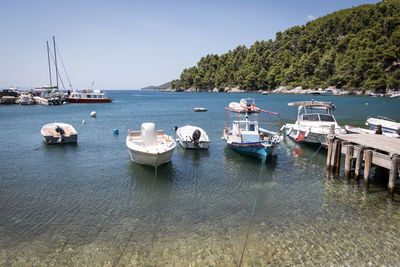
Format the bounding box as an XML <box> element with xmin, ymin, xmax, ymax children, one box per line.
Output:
<box><xmin>171</xmin><ymin>0</ymin><xmax>400</xmax><ymax>92</ymax></box>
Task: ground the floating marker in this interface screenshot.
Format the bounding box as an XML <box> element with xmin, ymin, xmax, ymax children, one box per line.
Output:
<box><xmin>82</xmin><ymin>120</ymin><xmax>85</xmax><ymax>125</ymax></box>
<box><xmin>113</xmin><ymin>129</ymin><xmax>119</xmax><ymax>135</ymax></box>
<box><xmin>91</xmin><ymin>111</ymin><xmax>97</xmax><ymax>117</ymax></box>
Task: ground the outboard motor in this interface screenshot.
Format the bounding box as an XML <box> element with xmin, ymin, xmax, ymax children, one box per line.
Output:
<box><xmin>192</xmin><ymin>129</ymin><xmax>201</xmax><ymax>147</ymax></box>
<box><xmin>55</xmin><ymin>125</ymin><xmax>65</xmax><ymax>142</ymax></box>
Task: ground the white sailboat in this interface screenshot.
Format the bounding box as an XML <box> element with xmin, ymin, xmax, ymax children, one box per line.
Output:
<box><xmin>281</xmin><ymin>101</ymin><xmax>346</xmax><ymax>144</ymax></box>
<box><xmin>126</xmin><ymin>123</ymin><xmax>176</xmax><ymax>167</ymax></box>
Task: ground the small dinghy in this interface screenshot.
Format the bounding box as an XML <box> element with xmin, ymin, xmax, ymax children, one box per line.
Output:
<box><xmin>176</xmin><ymin>125</ymin><xmax>210</xmax><ymax>149</ymax></box>
<box><xmin>126</xmin><ymin>122</ymin><xmax>176</xmax><ymax>167</ymax></box>
<box><xmin>365</xmin><ymin>117</ymin><xmax>400</xmax><ymax>136</ymax></box>
<box><xmin>41</xmin><ymin>122</ymin><xmax>78</xmax><ymax>144</ymax></box>
<box><xmin>194</xmin><ymin>107</ymin><xmax>207</xmax><ymax>112</ymax></box>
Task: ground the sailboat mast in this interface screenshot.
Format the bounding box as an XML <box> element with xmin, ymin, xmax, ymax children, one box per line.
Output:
<box><xmin>46</xmin><ymin>41</ymin><xmax>52</xmax><ymax>86</ymax></box>
<box><xmin>53</xmin><ymin>36</ymin><xmax>59</xmax><ymax>89</ymax></box>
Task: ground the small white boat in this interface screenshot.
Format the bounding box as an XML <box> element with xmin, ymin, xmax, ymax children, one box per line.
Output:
<box><xmin>281</xmin><ymin>101</ymin><xmax>346</xmax><ymax>144</ymax></box>
<box><xmin>16</xmin><ymin>94</ymin><xmax>34</xmax><ymax>105</ymax></box>
<box><xmin>126</xmin><ymin>122</ymin><xmax>176</xmax><ymax>167</ymax></box>
<box><xmin>176</xmin><ymin>125</ymin><xmax>210</xmax><ymax>149</ymax></box>
<box><xmin>193</xmin><ymin>107</ymin><xmax>207</xmax><ymax>112</ymax></box>
<box><xmin>389</xmin><ymin>93</ymin><xmax>400</xmax><ymax>98</ymax></box>
<box><xmin>41</xmin><ymin>122</ymin><xmax>78</xmax><ymax>144</ymax></box>
<box><xmin>365</xmin><ymin>117</ymin><xmax>400</xmax><ymax>136</ymax></box>
<box><xmin>345</xmin><ymin>125</ymin><xmax>399</xmax><ymax>138</ymax></box>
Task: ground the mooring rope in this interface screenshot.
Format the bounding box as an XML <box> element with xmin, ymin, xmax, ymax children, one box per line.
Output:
<box><xmin>238</xmin><ymin>162</ymin><xmax>265</xmax><ymax>267</ymax></box>
<box><xmin>308</xmin><ymin>143</ymin><xmax>324</xmax><ymax>160</ymax></box>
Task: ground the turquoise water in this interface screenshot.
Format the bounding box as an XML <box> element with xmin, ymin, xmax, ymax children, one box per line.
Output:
<box><xmin>1</xmin><ymin>91</ymin><xmax>400</xmax><ymax>266</ymax></box>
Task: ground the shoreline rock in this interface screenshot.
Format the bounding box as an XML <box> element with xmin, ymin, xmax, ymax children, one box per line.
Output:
<box><xmin>162</xmin><ymin>86</ymin><xmax>397</xmax><ymax>96</ymax></box>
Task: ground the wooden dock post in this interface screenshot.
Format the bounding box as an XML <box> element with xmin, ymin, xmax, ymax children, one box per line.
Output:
<box><xmin>364</xmin><ymin>150</ymin><xmax>373</xmax><ymax>193</ymax></box>
<box><xmin>330</xmin><ymin>140</ymin><xmax>338</xmax><ymax>173</ymax></box>
<box><xmin>388</xmin><ymin>155</ymin><xmax>399</xmax><ymax>198</ymax></box>
<box><xmin>354</xmin><ymin>146</ymin><xmax>365</xmax><ymax>183</ymax></box>
<box><xmin>326</xmin><ymin>138</ymin><xmax>334</xmax><ymax>176</ymax></box>
<box><xmin>344</xmin><ymin>145</ymin><xmax>354</xmax><ymax>180</ymax></box>
<box><xmin>334</xmin><ymin>140</ymin><xmax>342</xmax><ymax>176</ymax></box>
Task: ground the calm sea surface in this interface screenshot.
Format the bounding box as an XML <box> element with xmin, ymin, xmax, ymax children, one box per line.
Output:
<box><xmin>1</xmin><ymin>90</ymin><xmax>400</xmax><ymax>266</ymax></box>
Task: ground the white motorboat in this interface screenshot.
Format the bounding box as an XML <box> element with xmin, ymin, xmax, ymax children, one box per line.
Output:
<box><xmin>345</xmin><ymin>125</ymin><xmax>399</xmax><ymax>138</ymax></box>
<box><xmin>175</xmin><ymin>125</ymin><xmax>210</xmax><ymax>149</ymax></box>
<box><xmin>365</xmin><ymin>117</ymin><xmax>400</xmax><ymax>136</ymax></box>
<box><xmin>16</xmin><ymin>94</ymin><xmax>34</xmax><ymax>105</ymax></box>
<box><xmin>223</xmin><ymin>98</ymin><xmax>282</xmax><ymax>161</ymax></box>
<box><xmin>281</xmin><ymin>101</ymin><xmax>346</xmax><ymax>144</ymax></box>
<box><xmin>41</xmin><ymin>122</ymin><xmax>78</xmax><ymax>144</ymax></box>
<box><xmin>193</xmin><ymin>107</ymin><xmax>207</xmax><ymax>112</ymax></box>
<box><xmin>126</xmin><ymin>122</ymin><xmax>176</xmax><ymax>167</ymax></box>
<box><xmin>67</xmin><ymin>89</ymin><xmax>112</xmax><ymax>103</ymax></box>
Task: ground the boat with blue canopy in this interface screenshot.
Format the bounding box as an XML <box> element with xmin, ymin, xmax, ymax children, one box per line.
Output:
<box><xmin>223</xmin><ymin>98</ymin><xmax>282</xmax><ymax>162</ymax></box>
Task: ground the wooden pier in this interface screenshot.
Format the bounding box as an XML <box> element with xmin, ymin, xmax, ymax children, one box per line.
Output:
<box><xmin>326</xmin><ymin>133</ymin><xmax>400</xmax><ymax>198</ymax></box>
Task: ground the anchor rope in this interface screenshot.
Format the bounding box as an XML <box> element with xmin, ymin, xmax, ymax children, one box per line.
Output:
<box><xmin>238</xmin><ymin>162</ymin><xmax>265</xmax><ymax>267</ymax></box>
<box><xmin>308</xmin><ymin>143</ymin><xmax>324</xmax><ymax>161</ymax></box>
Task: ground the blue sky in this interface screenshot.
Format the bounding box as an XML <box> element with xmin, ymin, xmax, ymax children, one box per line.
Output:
<box><xmin>0</xmin><ymin>0</ymin><xmax>380</xmax><ymax>90</ymax></box>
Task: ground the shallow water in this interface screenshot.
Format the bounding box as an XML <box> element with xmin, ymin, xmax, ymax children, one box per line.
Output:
<box><xmin>1</xmin><ymin>91</ymin><xmax>400</xmax><ymax>266</ymax></box>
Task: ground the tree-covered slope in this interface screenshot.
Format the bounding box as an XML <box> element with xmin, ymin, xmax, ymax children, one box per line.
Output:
<box><xmin>172</xmin><ymin>0</ymin><xmax>400</xmax><ymax>91</ymax></box>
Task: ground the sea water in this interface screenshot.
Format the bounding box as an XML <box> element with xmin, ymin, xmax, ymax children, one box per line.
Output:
<box><xmin>0</xmin><ymin>90</ymin><xmax>400</xmax><ymax>266</ymax></box>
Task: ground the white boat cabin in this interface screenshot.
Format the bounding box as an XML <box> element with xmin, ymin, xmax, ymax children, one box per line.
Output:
<box><xmin>231</xmin><ymin>120</ymin><xmax>260</xmax><ymax>142</ymax></box>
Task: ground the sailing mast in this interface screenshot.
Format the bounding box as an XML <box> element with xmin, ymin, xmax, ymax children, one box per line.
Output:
<box><xmin>46</xmin><ymin>41</ymin><xmax>52</xmax><ymax>87</ymax></box>
<box><xmin>53</xmin><ymin>36</ymin><xmax>59</xmax><ymax>89</ymax></box>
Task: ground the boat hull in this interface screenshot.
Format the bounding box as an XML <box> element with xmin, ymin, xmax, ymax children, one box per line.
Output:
<box><xmin>67</xmin><ymin>98</ymin><xmax>112</xmax><ymax>103</ymax></box>
<box><xmin>128</xmin><ymin>147</ymin><xmax>174</xmax><ymax>167</ymax></box>
<box><xmin>286</xmin><ymin>128</ymin><xmax>327</xmax><ymax>144</ymax></box>
<box><xmin>42</xmin><ymin>134</ymin><xmax>78</xmax><ymax>144</ymax></box>
<box><xmin>227</xmin><ymin>142</ymin><xmax>275</xmax><ymax>161</ymax></box>
<box><xmin>178</xmin><ymin>139</ymin><xmax>209</xmax><ymax>149</ymax></box>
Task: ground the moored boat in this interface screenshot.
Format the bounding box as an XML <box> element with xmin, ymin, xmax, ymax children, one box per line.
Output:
<box><xmin>193</xmin><ymin>107</ymin><xmax>207</xmax><ymax>112</ymax></box>
<box><xmin>67</xmin><ymin>89</ymin><xmax>112</xmax><ymax>103</ymax></box>
<box><xmin>16</xmin><ymin>93</ymin><xmax>34</xmax><ymax>105</ymax></box>
<box><xmin>41</xmin><ymin>122</ymin><xmax>78</xmax><ymax>144</ymax></box>
<box><xmin>126</xmin><ymin>122</ymin><xmax>176</xmax><ymax>167</ymax></box>
<box><xmin>365</xmin><ymin>117</ymin><xmax>400</xmax><ymax>136</ymax></box>
<box><xmin>223</xmin><ymin>98</ymin><xmax>282</xmax><ymax>161</ymax></box>
<box><xmin>281</xmin><ymin>100</ymin><xmax>346</xmax><ymax>145</ymax></box>
<box><xmin>176</xmin><ymin>125</ymin><xmax>210</xmax><ymax>149</ymax></box>
<box><xmin>345</xmin><ymin>125</ymin><xmax>399</xmax><ymax>138</ymax></box>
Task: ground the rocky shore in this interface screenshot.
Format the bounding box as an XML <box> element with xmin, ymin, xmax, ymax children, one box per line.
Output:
<box><xmin>161</xmin><ymin>86</ymin><xmax>399</xmax><ymax>97</ymax></box>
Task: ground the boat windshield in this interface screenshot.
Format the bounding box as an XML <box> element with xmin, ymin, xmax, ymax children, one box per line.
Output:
<box><xmin>302</xmin><ymin>114</ymin><xmax>335</xmax><ymax>122</ymax></box>
<box><xmin>302</xmin><ymin>114</ymin><xmax>319</xmax><ymax>121</ymax></box>
<box><xmin>319</xmin><ymin>114</ymin><xmax>335</xmax><ymax>122</ymax></box>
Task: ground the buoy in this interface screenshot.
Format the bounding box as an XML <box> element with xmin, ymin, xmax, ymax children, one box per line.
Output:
<box><xmin>113</xmin><ymin>129</ymin><xmax>119</xmax><ymax>135</ymax></box>
<box><xmin>82</xmin><ymin>120</ymin><xmax>85</xmax><ymax>125</ymax></box>
<box><xmin>365</xmin><ymin>102</ymin><xmax>368</xmax><ymax>106</ymax></box>
<box><xmin>91</xmin><ymin>111</ymin><xmax>96</xmax><ymax>117</ymax></box>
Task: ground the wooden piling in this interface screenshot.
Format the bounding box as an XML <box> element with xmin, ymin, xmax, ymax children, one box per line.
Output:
<box><xmin>326</xmin><ymin>138</ymin><xmax>333</xmax><ymax>173</ymax></box>
<box><xmin>344</xmin><ymin>145</ymin><xmax>354</xmax><ymax>179</ymax></box>
<box><xmin>375</xmin><ymin>124</ymin><xmax>382</xmax><ymax>135</ymax></box>
<box><xmin>330</xmin><ymin>140</ymin><xmax>338</xmax><ymax>172</ymax></box>
<box><xmin>354</xmin><ymin>146</ymin><xmax>365</xmax><ymax>183</ymax></box>
<box><xmin>364</xmin><ymin>150</ymin><xmax>373</xmax><ymax>193</ymax></box>
<box><xmin>388</xmin><ymin>155</ymin><xmax>399</xmax><ymax>198</ymax></box>
<box><xmin>334</xmin><ymin>141</ymin><xmax>342</xmax><ymax>176</ymax></box>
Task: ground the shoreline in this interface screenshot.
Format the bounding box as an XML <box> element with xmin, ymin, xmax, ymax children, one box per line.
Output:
<box><xmin>161</xmin><ymin>86</ymin><xmax>400</xmax><ymax>97</ymax></box>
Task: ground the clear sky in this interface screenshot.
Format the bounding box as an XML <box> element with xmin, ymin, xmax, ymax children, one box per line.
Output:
<box><xmin>0</xmin><ymin>0</ymin><xmax>380</xmax><ymax>90</ymax></box>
